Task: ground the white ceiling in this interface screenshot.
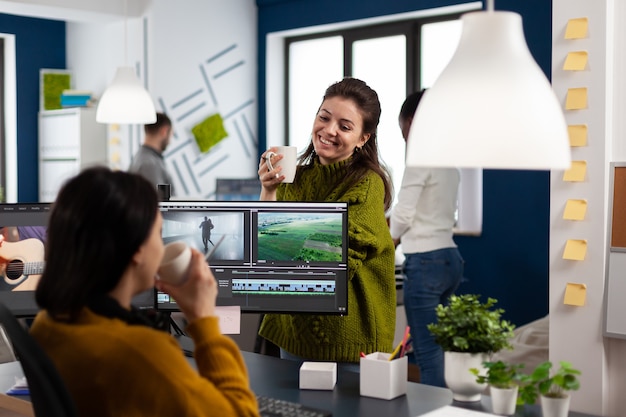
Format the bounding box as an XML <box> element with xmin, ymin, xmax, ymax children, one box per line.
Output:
<box><xmin>0</xmin><ymin>0</ymin><xmax>152</xmax><ymax>22</ymax></box>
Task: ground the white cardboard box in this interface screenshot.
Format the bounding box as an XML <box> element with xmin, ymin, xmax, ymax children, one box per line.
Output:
<box><xmin>299</xmin><ymin>361</ymin><xmax>337</xmax><ymax>390</ymax></box>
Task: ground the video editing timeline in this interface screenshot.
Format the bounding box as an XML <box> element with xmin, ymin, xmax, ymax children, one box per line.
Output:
<box><xmin>231</xmin><ymin>278</ymin><xmax>335</xmax><ymax>294</ymax></box>
<box><xmin>156</xmin><ymin>200</ymin><xmax>349</xmax><ymax>314</ymax></box>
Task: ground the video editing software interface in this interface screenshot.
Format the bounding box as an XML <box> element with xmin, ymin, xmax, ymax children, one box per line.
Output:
<box><xmin>0</xmin><ymin>203</ymin><xmax>51</xmax><ymax>316</ymax></box>
<box><xmin>156</xmin><ymin>201</ymin><xmax>349</xmax><ymax>314</ymax></box>
<box><xmin>0</xmin><ymin>203</ymin><xmax>154</xmax><ymax>316</ymax></box>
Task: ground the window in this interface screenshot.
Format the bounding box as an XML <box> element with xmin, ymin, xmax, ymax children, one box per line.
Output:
<box><xmin>267</xmin><ymin>3</ymin><xmax>483</xmax><ymax>235</ymax></box>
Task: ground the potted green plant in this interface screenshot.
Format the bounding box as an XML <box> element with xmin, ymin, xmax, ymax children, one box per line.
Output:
<box><xmin>427</xmin><ymin>294</ymin><xmax>515</xmax><ymax>402</ymax></box>
<box><xmin>519</xmin><ymin>361</ymin><xmax>581</xmax><ymax>417</ymax></box>
<box><xmin>471</xmin><ymin>360</ymin><xmax>525</xmax><ymax>415</ymax></box>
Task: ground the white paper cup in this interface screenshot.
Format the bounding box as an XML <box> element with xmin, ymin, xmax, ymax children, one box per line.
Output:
<box><xmin>158</xmin><ymin>242</ymin><xmax>192</xmax><ymax>285</ymax></box>
<box><xmin>266</xmin><ymin>146</ymin><xmax>297</xmax><ymax>183</ymax></box>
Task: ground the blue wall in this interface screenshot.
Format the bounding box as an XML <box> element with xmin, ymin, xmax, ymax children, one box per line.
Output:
<box><xmin>0</xmin><ymin>13</ymin><xmax>66</xmax><ymax>202</ymax></box>
<box><xmin>256</xmin><ymin>0</ymin><xmax>553</xmax><ymax>326</ymax></box>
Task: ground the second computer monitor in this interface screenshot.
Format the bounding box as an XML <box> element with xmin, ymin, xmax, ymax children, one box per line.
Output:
<box><xmin>156</xmin><ymin>200</ymin><xmax>349</xmax><ymax>315</ymax></box>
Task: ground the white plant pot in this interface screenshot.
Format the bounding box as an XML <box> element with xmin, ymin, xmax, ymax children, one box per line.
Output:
<box><xmin>444</xmin><ymin>351</ymin><xmax>488</xmax><ymax>402</ymax></box>
<box><xmin>541</xmin><ymin>394</ymin><xmax>571</xmax><ymax>417</ymax></box>
<box><xmin>490</xmin><ymin>385</ymin><xmax>518</xmax><ymax>415</ymax></box>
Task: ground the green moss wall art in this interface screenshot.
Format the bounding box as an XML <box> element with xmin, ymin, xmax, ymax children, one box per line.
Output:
<box><xmin>192</xmin><ymin>113</ymin><xmax>229</xmax><ymax>153</ymax></box>
<box><xmin>41</xmin><ymin>69</ymin><xmax>71</xmax><ymax>111</ymax></box>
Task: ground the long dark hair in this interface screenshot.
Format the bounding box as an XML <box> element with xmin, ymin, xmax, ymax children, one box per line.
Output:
<box><xmin>298</xmin><ymin>77</ymin><xmax>393</xmax><ymax>210</ymax></box>
<box><xmin>35</xmin><ymin>167</ymin><xmax>159</xmax><ymax>321</ymax></box>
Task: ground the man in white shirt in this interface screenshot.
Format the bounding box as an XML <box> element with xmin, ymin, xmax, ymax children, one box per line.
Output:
<box><xmin>390</xmin><ymin>90</ymin><xmax>464</xmax><ymax>387</ymax></box>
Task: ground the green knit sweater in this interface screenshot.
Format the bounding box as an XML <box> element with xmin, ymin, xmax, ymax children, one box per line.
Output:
<box><xmin>259</xmin><ymin>158</ymin><xmax>396</xmax><ymax>362</ymax></box>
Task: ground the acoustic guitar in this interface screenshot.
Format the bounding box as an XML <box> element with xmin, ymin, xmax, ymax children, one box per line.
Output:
<box><xmin>0</xmin><ymin>238</ymin><xmax>45</xmax><ymax>288</ymax></box>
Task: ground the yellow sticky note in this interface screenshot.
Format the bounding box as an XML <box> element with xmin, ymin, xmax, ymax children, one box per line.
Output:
<box><xmin>563</xmin><ymin>51</ymin><xmax>588</xmax><ymax>71</ymax></box>
<box><xmin>566</xmin><ymin>88</ymin><xmax>588</xmax><ymax>110</ymax></box>
<box><xmin>563</xmin><ymin>239</ymin><xmax>587</xmax><ymax>261</ymax></box>
<box><xmin>563</xmin><ymin>199</ymin><xmax>587</xmax><ymax>220</ymax></box>
<box><xmin>565</xmin><ymin>17</ymin><xmax>588</xmax><ymax>39</ymax></box>
<box><xmin>110</xmin><ymin>152</ymin><xmax>121</xmax><ymax>163</ymax></box>
<box><xmin>568</xmin><ymin>125</ymin><xmax>587</xmax><ymax>147</ymax></box>
<box><xmin>564</xmin><ymin>283</ymin><xmax>587</xmax><ymax>306</ymax></box>
<box><xmin>563</xmin><ymin>160</ymin><xmax>587</xmax><ymax>182</ymax></box>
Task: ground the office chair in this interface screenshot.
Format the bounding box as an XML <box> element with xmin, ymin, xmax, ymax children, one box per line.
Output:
<box><xmin>0</xmin><ymin>302</ymin><xmax>78</xmax><ymax>417</ymax></box>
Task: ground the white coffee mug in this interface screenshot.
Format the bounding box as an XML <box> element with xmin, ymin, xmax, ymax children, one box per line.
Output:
<box><xmin>266</xmin><ymin>146</ymin><xmax>297</xmax><ymax>183</ymax></box>
<box><xmin>158</xmin><ymin>241</ymin><xmax>192</xmax><ymax>285</ymax></box>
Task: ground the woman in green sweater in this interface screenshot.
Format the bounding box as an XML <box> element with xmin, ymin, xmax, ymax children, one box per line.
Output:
<box><xmin>258</xmin><ymin>77</ymin><xmax>396</xmax><ymax>364</ymax></box>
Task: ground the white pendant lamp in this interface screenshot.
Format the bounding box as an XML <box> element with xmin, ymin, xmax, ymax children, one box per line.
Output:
<box><xmin>96</xmin><ymin>66</ymin><xmax>156</xmax><ymax>124</ymax></box>
<box><xmin>406</xmin><ymin>1</ymin><xmax>571</xmax><ymax>170</ymax></box>
<box><xmin>96</xmin><ymin>0</ymin><xmax>156</xmax><ymax>124</ymax></box>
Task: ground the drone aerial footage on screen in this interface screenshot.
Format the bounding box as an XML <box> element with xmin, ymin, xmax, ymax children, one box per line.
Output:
<box><xmin>156</xmin><ymin>200</ymin><xmax>349</xmax><ymax>315</ymax></box>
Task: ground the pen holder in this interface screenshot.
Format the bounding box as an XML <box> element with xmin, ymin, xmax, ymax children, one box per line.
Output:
<box><xmin>360</xmin><ymin>352</ymin><xmax>407</xmax><ymax>400</ymax></box>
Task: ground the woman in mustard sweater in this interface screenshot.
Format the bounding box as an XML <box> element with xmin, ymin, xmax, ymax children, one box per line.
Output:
<box><xmin>257</xmin><ymin>77</ymin><xmax>396</xmax><ymax>364</ymax></box>
<box><xmin>30</xmin><ymin>167</ymin><xmax>259</xmax><ymax>417</ymax></box>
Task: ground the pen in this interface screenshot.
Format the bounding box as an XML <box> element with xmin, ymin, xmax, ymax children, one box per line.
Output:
<box><xmin>388</xmin><ymin>340</ymin><xmax>403</xmax><ymax>361</ymax></box>
<box><xmin>403</xmin><ymin>337</ymin><xmax>413</xmax><ymax>351</ymax></box>
<box><xmin>360</xmin><ymin>352</ymin><xmax>367</xmax><ymax>358</ymax></box>
<box><xmin>399</xmin><ymin>325</ymin><xmax>411</xmax><ymax>358</ymax></box>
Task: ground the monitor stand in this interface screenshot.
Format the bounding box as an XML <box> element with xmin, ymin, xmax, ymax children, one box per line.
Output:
<box><xmin>166</xmin><ymin>313</ymin><xmax>195</xmax><ymax>357</ymax></box>
<box><xmin>174</xmin><ymin>334</ymin><xmax>194</xmax><ymax>357</ymax></box>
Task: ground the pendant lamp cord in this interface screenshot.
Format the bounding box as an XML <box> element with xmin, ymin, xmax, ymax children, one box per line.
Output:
<box><xmin>124</xmin><ymin>0</ymin><xmax>128</xmax><ymax>65</ymax></box>
<box><xmin>486</xmin><ymin>0</ymin><xmax>494</xmax><ymax>12</ymax></box>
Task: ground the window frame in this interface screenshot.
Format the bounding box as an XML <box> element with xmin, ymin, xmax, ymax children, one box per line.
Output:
<box><xmin>284</xmin><ymin>13</ymin><xmax>464</xmax><ymax>142</ymax></box>
<box><xmin>266</xmin><ymin>3</ymin><xmax>483</xmax><ymax>236</ymax></box>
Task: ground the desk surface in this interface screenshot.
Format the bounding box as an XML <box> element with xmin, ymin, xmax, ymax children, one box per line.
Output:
<box><xmin>0</xmin><ymin>352</ymin><xmax>596</xmax><ymax>417</ymax></box>
<box><xmin>237</xmin><ymin>351</ymin><xmax>595</xmax><ymax>417</ymax></box>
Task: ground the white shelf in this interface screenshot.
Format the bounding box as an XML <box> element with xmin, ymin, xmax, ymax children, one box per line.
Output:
<box><xmin>38</xmin><ymin>108</ymin><xmax>107</xmax><ymax>202</ymax></box>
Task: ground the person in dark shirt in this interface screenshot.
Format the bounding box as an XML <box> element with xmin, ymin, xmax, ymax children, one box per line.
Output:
<box><xmin>128</xmin><ymin>112</ymin><xmax>175</xmax><ymax>195</ymax></box>
<box><xmin>199</xmin><ymin>217</ymin><xmax>214</xmax><ymax>251</ymax></box>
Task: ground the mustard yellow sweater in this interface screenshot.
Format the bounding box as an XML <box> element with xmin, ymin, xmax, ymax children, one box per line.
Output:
<box><xmin>259</xmin><ymin>158</ymin><xmax>396</xmax><ymax>362</ymax></box>
<box><xmin>31</xmin><ymin>309</ymin><xmax>259</xmax><ymax>417</ymax></box>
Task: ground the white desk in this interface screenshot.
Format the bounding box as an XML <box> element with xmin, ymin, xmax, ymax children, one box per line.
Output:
<box><xmin>0</xmin><ymin>361</ymin><xmax>33</xmax><ymax>417</ymax></box>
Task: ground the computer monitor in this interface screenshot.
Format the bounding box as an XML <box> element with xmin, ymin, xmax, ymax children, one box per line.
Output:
<box><xmin>156</xmin><ymin>200</ymin><xmax>349</xmax><ymax>315</ymax></box>
<box><xmin>0</xmin><ymin>202</ymin><xmax>154</xmax><ymax>317</ymax></box>
<box><xmin>215</xmin><ymin>178</ymin><xmax>261</xmax><ymax>201</ymax></box>
<box><xmin>0</xmin><ymin>203</ymin><xmax>50</xmax><ymax>317</ymax></box>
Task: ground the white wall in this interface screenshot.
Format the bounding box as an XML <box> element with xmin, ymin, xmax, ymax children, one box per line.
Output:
<box><xmin>145</xmin><ymin>0</ymin><xmax>258</xmax><ymax>198</ymax></box>
<box><xmin>551</xmin><ymin>0</ymin><xmax>626</xmax><ymax>415</ymax></box>
<box><xmin>65</xmin><ymin>0</ymin><xmax>258</xmax><ymax>198</ymax></box>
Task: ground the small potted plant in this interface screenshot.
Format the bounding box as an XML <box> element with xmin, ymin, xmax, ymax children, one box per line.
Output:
<box><xmin>427</xmin><ymin>294</ymin><xmax>515</xmax><ymax>402</ymax></box>
<box><xmin>470</xmin><ymin>360</ymin><xmax>525</xmax><ymax>415</ymax></box>
<box><xmin>519</xmin><ymin>361</ymin><xmax>581</xmax><ymax>417</ymax></box>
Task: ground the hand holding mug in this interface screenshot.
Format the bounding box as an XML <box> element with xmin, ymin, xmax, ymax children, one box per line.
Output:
<box><xmin>156</xmin><ymin>246</ymin><xmax>218</xmax><ymax>321</ymax></box>
<box><xmin>264</xmin><ymin>146</ymin><xmax>297</xmax><ymax>184</ymax></box>
<box><xmin>157</xmin><ymin>242</ymin><xmax>192</xmax><ymax>285</ymax></box>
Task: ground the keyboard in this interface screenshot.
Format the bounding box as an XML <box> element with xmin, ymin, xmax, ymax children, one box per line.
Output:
<box><xmin>256</xmin><ymin>395</ymin><xmax>332</xmax><ymax>417</ymax></box>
